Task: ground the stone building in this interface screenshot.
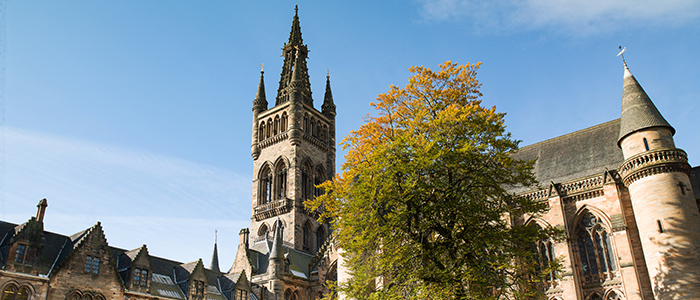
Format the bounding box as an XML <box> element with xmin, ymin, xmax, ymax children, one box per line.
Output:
<box><xmin>229</xmin><ymin>7</ymin><xmax>700</xmax><ymax>300</ymax></box>
<box><xmin>510</xmin><ymin>62</ymin><xmax>700</xmax><ymax>299</ymax></box>
<box><xmin>228</xmin><ymin>6</ymin><xmax>339</xmax><ymax>300</ymax></box>
<box><xmin>1</xmin><ymin>199</ymin><xmax>251</xmax><ymax>300</ymax></box>
<box><xmin>3</xmin><ymin>6</ymin><xmax>700</xmax><ymax>300</ymax></box>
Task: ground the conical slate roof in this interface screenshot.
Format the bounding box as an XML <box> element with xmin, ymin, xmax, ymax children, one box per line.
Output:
<box><xmin>617</xmin><ymin>64</ymin><xmax>674</xmax><ymax>147</ymax></box>
<box><xmin>209</xmin><ymin>241</ymin><xmax>220</xmax><ymax>273</ymax></box>
<box><xmin>253</xmin><ymin>70</ymin><xmax>267</xmax><ymax>111</ymax></box>
<box><xmin>269</xmin><ymin>219</ymin><xmax>284</xmax><ymax>260</ymax></box>
<box><xmin>322</xmin><ymin>74</ymin><xmax>336</xmax><ymax>117</ymax></box>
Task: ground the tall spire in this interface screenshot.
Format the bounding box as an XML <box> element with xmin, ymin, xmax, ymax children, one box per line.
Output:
<box><xmin>287</xmin><ymin>5</ymin><xmax>303</xmax><ymax>46</ymax></box>
<box><xmin>617</xmin><ymin>62</ymin><xmax>674</xmax><ymax>147</ymax></box>
<box><xmin>276</xmin><ymin>6</ymin><xmax>312</xmax><ymax>106</ymax></box>
<box><xmin>209</xmin><ymin>230</ymin><xmax>221</xmax><ymax>272</ymax></box>
<box><xmin>253</xmin><ymin>70</ymin><xmax>267</xmax><ymax>112</ymax></box>
<box><xmin>322</xmin><ymin>72</ymin><xmax>336</xmax><ymax>118</ymax></box>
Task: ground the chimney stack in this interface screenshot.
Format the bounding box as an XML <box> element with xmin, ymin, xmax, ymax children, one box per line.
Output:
<box><xmin>36</xmin><ymin>198</ymin><xmax>48</xmax><ymax>223</ymax></box>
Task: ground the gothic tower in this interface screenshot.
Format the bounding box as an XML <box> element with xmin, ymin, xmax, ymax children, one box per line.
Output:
<box><xmin>617</xmin><ymin>63</ymin><xmax>700</xmax><ymax>298</ymax></box>
<box><xmin>249</xmin><ymin>6</ymin><xmax>335</xmax><ymax>255</ymax></box>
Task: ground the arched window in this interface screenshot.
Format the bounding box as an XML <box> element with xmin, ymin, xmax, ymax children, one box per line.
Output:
<box><xmin>259</xmin><ymin>122</ymin><xmax>266</xmax><ymax>140</ymax></box>
<box><xmin>529</xmin><ymin>223</ymin><xmax>556</xmax><ymax>289</ymax></box>
<box><xmin>303</xmin><ymin>114</ymin><xmax>309</xmax><ymax>134</ymax></box>
<box><xmin>281</xmin><ymin>112</ymin><xmax>288</xmax><ymax>132</ymax></box>
<box><xmin>275</xmin><ymin>162</ymin><xmax>287</xmax><ymax>200</ymax></box>
<box><xmin>302</xmin><ymin>222</ymin><xmax>311</xmax><ymax>251</ymax></box>
<box><xmin>605</xmin><ymin>291</ymin><xmax>622</xmax><ymax>300</ymax></box>
<box><xmin>576</xmin><ymin>212</ymin><xmax>617</xmax><ymax>283</ymax></box>
<box><xmin>586</xmin><ymin>293</ymin><xmax>602</xmax><ymax>300</ymax></box>
<box><xmin>310</xmin><ymin>117</ymin><xmax>316</xmax><ymax>137</ymax></box>
<box><xmin>274</xmin><ymin>115</ymin><xmax>280</xmax><ymax>136</ymax></box>
<box><xmin>267</xmin><ymin>119</ymin><xmax>273</xmax><ymax>138</ymax></box>
<box><xmin>258</xmin><ymin>223</ymin><xmax>269</xmax><ymax>239</ymax></box>
<box><xmin>316</xmin><ymin>121</ymin><xmax>322</xmax><ymax>139</ymax></box>
<box><xmin>301</xmin><ymin>163</ymin><xmax>312</xmax><ymax>200</ymax></box>
<box><xmin>316</xmin><ymin>227</ymin><xmax>325</xmax><ymax>251</ymax></box>
<box><xmin>284</xmin><ymin>290</ymin><xmax>292</xmax><ymax>300</ymax></box>
<box><xmin>2</xmin><ymin>285</ymin><xmax>30</xmax><ymax>300</ymax></box>
<box><xmin>259</xmin><ymin>166</ymin><xmax>273</xmax><ymax>205</ymax></box>
<box><xmin>68</xmin><ymin>292</ymin><xmax>81</xmax><ymax>300</ymax></box>
<box><xmin>314</xmin><ymin>167</ymin><xmax>325</xmax><ymax>198</ymax></box>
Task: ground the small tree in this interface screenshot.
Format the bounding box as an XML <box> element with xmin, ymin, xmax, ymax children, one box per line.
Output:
<box><xmin>307</xmin><ymin>61</ymin><xmax>557</xmax><ymax>300</ymax></box>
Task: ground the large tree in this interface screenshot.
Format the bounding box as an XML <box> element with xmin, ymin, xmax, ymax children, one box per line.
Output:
<box><xmin>307</xmin><ymin>61</ymin><xmax>557</xmax><ymax>300</ymax></box>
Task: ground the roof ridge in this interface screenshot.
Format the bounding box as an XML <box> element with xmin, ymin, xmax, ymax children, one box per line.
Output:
<box><xmin>519</xmin><ymin>119</ymin><xmax>620</xmax><ymax>150</ymax></box>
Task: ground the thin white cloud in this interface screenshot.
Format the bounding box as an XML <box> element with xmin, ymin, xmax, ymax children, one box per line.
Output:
<box><xmin>1</xmin><ymin>126</ymin><xmax>251</xmax><ymax>266</ymax></box>
<box><xmin>418</xmin><ymin>0</ymin><xmax>700</xmax><ymax>35</ymax></box>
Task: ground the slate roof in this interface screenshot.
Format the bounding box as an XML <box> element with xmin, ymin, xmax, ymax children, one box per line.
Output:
<box><xmin>511</xmin><ymin>119</ymin><xmax>625</xmax><ymax>192</ymax></box>
<box><xmin>690</xmin><ymin>167</ymin><xmax>700</xmax><ymax>201</ymax></box>
<box><xmin>0</xmin><ymin>219</ymin><xmax>73</xmax><ymax>276</ymax></box>
<box><xmin>618</xmin><ymin>65</ymin><xmax>674</xmax><ymax>145</ymax></box>
<box><xmin>1</xmin><ymin>219</ymin><xmax>243</xmax><ymax>300</ymax></box>
<box><xmin>247</xmin><ymin>240</ymin><xmax>315</xmax><ymax>279</ymax></box>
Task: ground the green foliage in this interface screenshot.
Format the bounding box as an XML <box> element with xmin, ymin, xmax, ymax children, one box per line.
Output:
<box><xmin>307</xmin><ymin>61</ymin><xmax>558</xmax><ymax>300</ymax></box>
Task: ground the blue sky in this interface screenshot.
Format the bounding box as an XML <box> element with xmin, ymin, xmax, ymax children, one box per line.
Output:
<box><xmin>1</xmin><ymin>0</ymin><xmax>699</xmax><ymax>269</ymax></box>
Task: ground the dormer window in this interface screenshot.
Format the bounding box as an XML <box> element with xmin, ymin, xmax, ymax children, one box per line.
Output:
<box><xmin>134</xmin><ymin>268</ymin><xmax>149</xmax><ymax>286</ymax></box>
<box><xmin>14</xmin><ymin>244</ymin><xmax>36</xmax><ymax>265</ymax></box>
<box><xmin>193</xmin><ymin>280</ymin><xmax>205</xmax><ymax>297</ymax></box>
<box><xmin>85</xmin><ymin>256</ymin><xmax>100</xmax><ymax>274</ymax></box>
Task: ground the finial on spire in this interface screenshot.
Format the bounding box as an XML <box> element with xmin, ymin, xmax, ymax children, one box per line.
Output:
<box><xmin>327</xmin><ymin>68</ymin><xmax>330</xmax><ymax>78</ymax></box>
<box><xmin>287</xmin><ymin>6</ymin><xmax>304</xmax><ymax>46</ymax></box>
<box><xmin>617</xmin><ymin>46</ymin><xmax>628</xmax><ymax>67</ymax></box>
<box><xmin>260</xmin><ymin>63</ymin><xmax>264</xmax><ymax>72</ymax></box>
<box><xmin>215</xmin><ymin>229</ymin><xmax>218</xmax><ymax>244</ymax></box>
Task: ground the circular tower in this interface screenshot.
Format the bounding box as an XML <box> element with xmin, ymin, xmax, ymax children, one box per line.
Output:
<box><xmin>617</xmin><ymin>64</ymin><xmax>700</xmax><ymax>299</ymax></box>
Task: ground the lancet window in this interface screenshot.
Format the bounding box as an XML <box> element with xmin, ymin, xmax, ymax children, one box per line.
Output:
<box><xmin>281</xmin><ymin>112</ymin><xmax>288</xmax><ymax>131</ymax></box>
<box><xmin>259</xmin><ymin>166</ymin><xmax>273</xmax><ymax>205</ymax></box>
<box><xmin>528</xmin><ymin>223</ymin><xmax>556</xmax><ymax>290</ymax></box>
<box><xmin>273</xmin><ymin>116</ymin><xmax>280</xmax><ymax>136</ymax></box>
<box><xmin>314</xmin><ymin>168</ymin><xmax>325</xmax><ymax>198</ymax></box>
<box><xmin>316</xmin><ymin>227</ymin><xmax>325</xmax><ymax>251</ymax></box>
<box><xmin>302</xmin><ymin>222</ymin><xmax>311</xmax><ymax>251</ymax></box>
<box><xmin>275</xmin><ymin>163</ymin><xmax>287</xmax><ymax>200</ymax></box>
<box><xmin>259</xmin><ymin>123</ymin><xmax>266</xmax><ymax>140</ymax></box>
<box><xmin>576</xmin><ymin>212</ymin><xmax>617</xmax><ymax>283</ymax></box>
<box><xmin>301</xmin><ymin>163</ymin><xmax>312</xmax><ymax>200</ymax></box>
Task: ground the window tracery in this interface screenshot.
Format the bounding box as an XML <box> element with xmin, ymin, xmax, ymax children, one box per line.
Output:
<box><xmin>259</xmin><ymin>166</ymin><xmax>273</xmax><ymax>205</ymax></box>
<box><xmin>576</xmin><ymin>212</ymin><xmax>617</xmax><ymax>283</ymax></box>
<box><xmin>275</xmin><ymin>163</ymin><xmax>288</xmax><ymax>200</ymax></box>
<box><xmin>2</xmin><ymin>285</ymin><xmax>30</xmax><ymax>300</ymax></box>
<box><xmin>301</xmin><ymin>163</ymin><xmax>312</xmax><ymax>200</ymax></box>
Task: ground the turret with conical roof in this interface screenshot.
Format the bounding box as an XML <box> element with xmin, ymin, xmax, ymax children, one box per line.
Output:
<box><xmin>617</xmin><ymin>63</ymin><xmax>674</xmax><ymax>148</ymax></box>
<box><xmin>251</xmin><ymin>70</ymin><xmax>266</xmax><ymax>160</ymax></box>
<box><xmin>322</xmin><ymin>74</ymin><xmax>336</xmax><ymax>118</ymax></box>
<box><xmin>616</xmin><ymin>59</ymin><xmax>700</xmax><ymax>298</ymax></box>
<box><xmin>209</xmin><ymin>231</ymin><xmax>220</xmax><ymax>273</ymax></box>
